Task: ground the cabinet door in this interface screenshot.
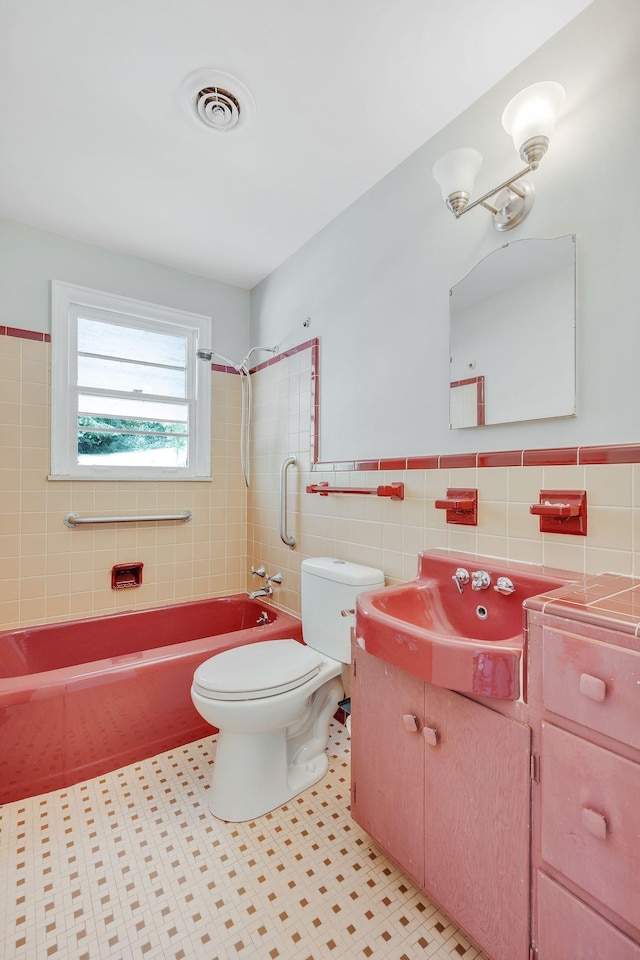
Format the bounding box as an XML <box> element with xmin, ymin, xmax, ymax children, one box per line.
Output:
<box><xmin>422</xmin><ymin>684</ymin><xmax>531</xmax><ymax>960</ymax></box>
<box><xmin>351</xmin><ymin>646</ymin><xmax>425</xmax><ymax>888</ymax></box>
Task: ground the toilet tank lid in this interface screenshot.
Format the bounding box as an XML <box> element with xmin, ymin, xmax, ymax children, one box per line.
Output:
<box><xmin>301</xmin><ymin>557</ymin><xmax>384</xmax><ymax>586</ymax></box>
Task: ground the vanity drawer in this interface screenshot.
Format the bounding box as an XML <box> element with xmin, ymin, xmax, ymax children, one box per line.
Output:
<box><xmin>542</xmin><ymin>627</ymin><xmax>640</xmax><ymax>749</ymax></box>
<box><xmin>537</xmin><ymin>872</ymin><xmax>640</xmax><ymax>960</ymax></box>
<box><xmin>541</xmin><ymin>722</ymin><xmax>640</xmax><ymax>929</ymax></box>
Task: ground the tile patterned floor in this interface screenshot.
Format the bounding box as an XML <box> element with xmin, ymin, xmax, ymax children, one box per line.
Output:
<box><xmin>0</xmin><ymin>723</ymin><xmax>489</xmax><ymax>960</ymax></box>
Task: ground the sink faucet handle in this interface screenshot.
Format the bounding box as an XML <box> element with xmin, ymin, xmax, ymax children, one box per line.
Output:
<box><xmin>251</xmin><ymin>565</ymin><xmax>266</xmax><ymax>578</ymax></box>
<box><xmin>471</xmin><ymin>570</ymin><xmax>491</xmax><ymax>591</ymax></box>
<box><xmin>452</xmin><ymin>568</ymin><xmax>470</xmax><ymax>594</ymax></box>
<box><xmin>494</xmin><ymin>576</ymin><xmax>515</xmax><ymax>595</ymax></box>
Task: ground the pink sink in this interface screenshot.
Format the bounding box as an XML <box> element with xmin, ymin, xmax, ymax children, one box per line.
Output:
<box><xmin>355</xmin><ymin>551</ymin><xmax>576</xmax><ymax>700</ymax></box>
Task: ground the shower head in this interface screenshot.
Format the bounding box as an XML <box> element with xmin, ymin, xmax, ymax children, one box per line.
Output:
<box><xmin>196</xmin><ymin>347</ymin><xmax>240</xmax><ymax>369</ymax></box>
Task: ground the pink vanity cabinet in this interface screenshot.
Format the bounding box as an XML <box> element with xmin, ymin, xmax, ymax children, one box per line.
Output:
<box><xmin>350</xmin><ymin>640</ymin><xmax>531</xmax><ymax>960</ymax></box>
<box><xmin>527</xmin><ymin>591</ymin><xmax>640</xmax><ymax>960</ymax></box>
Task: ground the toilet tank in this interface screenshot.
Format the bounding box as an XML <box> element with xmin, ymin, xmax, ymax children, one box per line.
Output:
<box><xmin>301</xmin><ymin>557</ymin><xmax>384</xmax><ymax>663</ymax></box>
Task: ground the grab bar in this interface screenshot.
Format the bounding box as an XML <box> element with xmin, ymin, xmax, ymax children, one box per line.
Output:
<box><xmin>280</xmin><ymin>455</ymin><xmax>297</xmax><ymax>548</ymax></box>
<box><xmin>64</xmin><ymin>510</ymin><xmax>192</xmax><ymax>527</ymax></box>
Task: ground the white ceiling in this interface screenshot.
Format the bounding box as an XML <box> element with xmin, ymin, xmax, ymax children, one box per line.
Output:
<box><xmin>0</xmin><ymin>0</ymin><xmax>593</xmax><ymax>289</ymax></box>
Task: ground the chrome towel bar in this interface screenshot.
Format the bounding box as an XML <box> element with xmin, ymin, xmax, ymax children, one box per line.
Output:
<box><xmin>64</xmin><ymin>510</ymin><xmax>192</xmax><ymax>527</ymax></box>
<box><xmin>306</xmin><ymin>481</ymin><xmax>405</xmax><ymax>500</ymax></box>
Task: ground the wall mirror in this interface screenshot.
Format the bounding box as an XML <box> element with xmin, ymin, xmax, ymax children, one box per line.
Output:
<box><xmin>449</xmin><ymin>234</ymin><xmax>576</xmax><ymax>428</ymax></box>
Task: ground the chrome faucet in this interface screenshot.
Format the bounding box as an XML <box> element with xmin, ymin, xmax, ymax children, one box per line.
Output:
<box><xmin>451</xmin><ymin>568</ymin><xmax>470</xmax><ymax>594</ymax></box>
<box><xmin>249</xmin><ymin>584</ymin><xmax>273</xmax><ymax>600</ymax></box>
<box><xmin>494</xmin><ymin>576</ymin><xmax>515</xmax><ymax>595</ymax></box>
<box><xmin>471</xmin><ymin>570</ymin><xmax>491</xmax><ymax>591</ymax></box>
<box><xmin>249</xmin><ymin>570</ymin><xmax>282</xmax><ymax>600</ymax></box>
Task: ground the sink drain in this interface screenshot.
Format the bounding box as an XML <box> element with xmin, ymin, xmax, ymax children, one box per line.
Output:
<box><xmin>476</xmin><ymin>605</ymin><xmax>489</xmax><ymax>620</ymax></box>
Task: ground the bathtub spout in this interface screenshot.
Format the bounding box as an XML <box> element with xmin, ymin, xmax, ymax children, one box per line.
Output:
<box><xmin>248</xmin><ymin>571</ymin><xmax>282</xmax><ymax>600</ymax></box>
<box><xmin>248</xmin><ymin>585</ymin><xmax>273</xmax><ymax>600</ymax></box>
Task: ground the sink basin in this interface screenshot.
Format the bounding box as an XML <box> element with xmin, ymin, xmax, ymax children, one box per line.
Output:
<box><xmin>355</xmin><ymin>551</ymin><xmax>576</xmax><ymax>699</ymax></box>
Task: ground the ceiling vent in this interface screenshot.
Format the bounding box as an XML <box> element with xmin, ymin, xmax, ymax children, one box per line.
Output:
<box><xmin>196</xmin><ymin>86</ymin><xmax>241</xmax><ymax>131</ymax></box>
<box><xmin>183</xmin><ymin>69</ymin><xmax>255</xmax><ymax>134</ymax></box>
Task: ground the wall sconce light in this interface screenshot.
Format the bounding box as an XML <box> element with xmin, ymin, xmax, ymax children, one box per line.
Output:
<box><xmin>432</xmin><ymin>81</ymin><xmax>565</xmax><ymax>231</ymax></box>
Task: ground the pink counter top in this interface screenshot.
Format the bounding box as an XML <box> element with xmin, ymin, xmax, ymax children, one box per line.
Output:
<box><xmin>524</xmin><ymin>572</ymin><xmax>640</xmax><ymax>641</ymax></box>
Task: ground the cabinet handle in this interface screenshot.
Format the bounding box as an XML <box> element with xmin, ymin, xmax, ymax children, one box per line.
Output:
<box><xmin>579</xmin><ymin>673</ymin><xmax>607</xmax><ymax>703</ymax></box>
<box><xmin>423</xmin><ymin>726</ymin><xmax>440</xmax><ymax>747</ymax></box>
<box><xmin>581</xmin><ymin>806</ymin><xmax>607</xmax><ymax>840</ymax></box>
<box><xmin>402</xmin><ymin>714</ymin><xmax>419</xmax><ymax>733</ymax></box>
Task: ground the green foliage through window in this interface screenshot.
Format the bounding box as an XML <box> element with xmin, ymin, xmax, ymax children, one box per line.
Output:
<box><xmin>77</xmin><ymin>416</ymin><xmax>187</xmax><ymax>454</ymax></box>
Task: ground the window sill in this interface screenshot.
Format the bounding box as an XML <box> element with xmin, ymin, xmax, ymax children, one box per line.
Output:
<box><xmin>48</xmin><ymin>475</ymin><xmax>213</xmax><ymax>482</ymax></box>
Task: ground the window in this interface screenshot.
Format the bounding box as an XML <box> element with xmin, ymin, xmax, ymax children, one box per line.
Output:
<box><xmin>51</xmin><ymin>282</ymin><xmax>211</xmax><ymax>480</ymax></box>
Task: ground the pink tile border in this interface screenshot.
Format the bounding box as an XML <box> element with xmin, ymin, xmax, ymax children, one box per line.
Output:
<box><xmin>323</xmin><ymin>444</ymin><xmax>640</xmax><ymax>473</ymax></box>
<box><xmin>1</xmin><ymin>326</ymin><xmax>51</xmax><ymax>342</ymax></box>
<box><xmin>522</xmin><ymin>447</ymin><xmax>578</xmax><ymax>466</ymax></box>
<box><xmin>211</xmin><ymin>361</ymin><xmax>239</xmax><ymax>374</ymax></box>
<box><xmin>477</xmin><ymin>450</ymin><xmax>523</xmax><ymax>468</ymax></box>
<box><xmin>438</xmin><ymin>453</ymin><xmax>478</xmax><ymax>469</ymax></box>
<box><xmin>406</xmin><ymin>456</ymin><xmax>439</xmax><ymax>470</ymax></box>
<box><xmin>579</xmin><ymin>444</ymin><xmax>640</xmax><ymax>464</ymax></box>
<box><xmin>250</xmin><ymin>337</ymin><xmax>318</xmax><ymax>373</ymax></box>
<box><xmin>6</xmin><ymin>327</ymin><xmax>640</xmax><ymax>471</ymax></box>
<box><xmin>310</xmin><ymin>339</ymin><xmax>319</xmax><ymax>464</ymax></box>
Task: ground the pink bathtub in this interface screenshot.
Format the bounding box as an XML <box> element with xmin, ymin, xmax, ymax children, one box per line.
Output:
<box><xmin>0</xmin><ymin>596</ymin><xmax>302</xmax><ymax>804</ymax></box>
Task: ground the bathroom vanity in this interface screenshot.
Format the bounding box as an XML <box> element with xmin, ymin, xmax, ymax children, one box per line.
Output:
<box><xmin>350</xmin><ymin>645</ymin><xmax>531</xmax><ymax>960</ymax></box>
<box><xmin>351</xmin><ymin>553</ymin><xmax>640</xmax><ymax>960</ymax></box>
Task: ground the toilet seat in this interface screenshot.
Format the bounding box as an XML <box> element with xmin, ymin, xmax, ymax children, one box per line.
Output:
<box><xmin>192</xmin><ymin>639</ymin><xmax>324</xmax><ymax>701</ymax></box>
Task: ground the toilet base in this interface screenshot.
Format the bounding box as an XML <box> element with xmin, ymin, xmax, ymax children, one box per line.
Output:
<box><xmin>207</xmin><ymin>676</ymin><xmax>343</xmax><ymax>821</ymax></box>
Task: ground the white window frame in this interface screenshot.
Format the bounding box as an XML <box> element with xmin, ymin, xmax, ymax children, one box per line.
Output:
<box><xmin>50</xmin><ymin>281</ymin><xmax>212</xmax><ymax>480</ymax></box>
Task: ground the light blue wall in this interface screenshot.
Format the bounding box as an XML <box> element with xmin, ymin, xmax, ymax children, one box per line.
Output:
<box><xmin>250</xmin><ymin>0</ymin><xmax>640</xmax><ymax>461</ymax></box>
<box><xmin>0</xmin><ymin>218</ymin><xmax>250</xmax><ymax>359</ymax></box>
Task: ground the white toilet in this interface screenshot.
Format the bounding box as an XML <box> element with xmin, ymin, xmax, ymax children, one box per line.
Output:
<box><xmin>191</xmin><ymin>557</ymin><xmax>384</xmax><ymax>821</ymax></box>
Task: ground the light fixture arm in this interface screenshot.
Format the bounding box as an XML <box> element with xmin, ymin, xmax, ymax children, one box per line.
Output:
<box><xmin>455</xmin><ymin>161</ymin><xmax>538</xmax><ymax>219</ymax></box>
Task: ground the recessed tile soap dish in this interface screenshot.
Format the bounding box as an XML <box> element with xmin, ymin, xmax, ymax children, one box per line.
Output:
<box><xmin>111</xmin><ymin>562</ymin><xmax>144</xmax><ymax>589</ymax></box>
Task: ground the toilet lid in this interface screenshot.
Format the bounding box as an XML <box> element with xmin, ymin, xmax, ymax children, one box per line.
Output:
<box><xmin>192</xmin><ymin>639</ymin><xmax>324</xmax><ymax>701</ymax></box>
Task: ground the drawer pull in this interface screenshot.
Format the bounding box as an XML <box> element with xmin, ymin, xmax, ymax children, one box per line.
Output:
<box><xmin>579</xmin><ymin>673</ymin><xmax>607</xmax><ymax>703</ymax></box>
<box><xmin>402</xmin><ymin>714</ymin><xmax>419</xmax><ymax>733</ymax></box>
<box><xmin>581</xmin><ymin>806</ymin><xmax>607</xmax><ymax>840</ymax></box>
<box><xmin>423</xmin><ymin>726</ymin><xmax>440</xmax><ymax>747</ymax></box>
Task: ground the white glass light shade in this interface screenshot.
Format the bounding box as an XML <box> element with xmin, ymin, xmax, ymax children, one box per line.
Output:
<box><xmin>432</xmin><ymin>147</ymin><xmax>483</xmax><ymax>202</ymax></box>
<box><xmin>501</xmin><ymin>81</ymin><xmax>565</xmax><ymax>156</ymax></box>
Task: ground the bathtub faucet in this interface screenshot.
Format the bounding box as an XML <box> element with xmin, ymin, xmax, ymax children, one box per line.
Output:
<box><xmin>249</xmin><ymin>571</ymin><xmax>282</xmax><ymax>600</ymax></box>
<box><xmin>248</xmin><ymin>584</ymin><xmax>272</xmax><ymax>599</ymax></box>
